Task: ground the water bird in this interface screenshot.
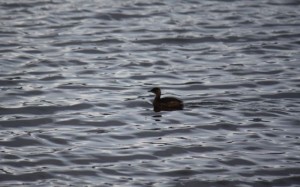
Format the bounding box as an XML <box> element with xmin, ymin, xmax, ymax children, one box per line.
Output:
<box><xmin>149</xmin><ymin>87</ymin><xmax>184</xmax><ymax>112</ymax></box>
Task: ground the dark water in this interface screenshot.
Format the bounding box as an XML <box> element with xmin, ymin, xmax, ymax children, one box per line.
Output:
<box><xmin>1</xmin><ymin>0</ymin><xmax>300</xmax><ymax>186</ymax></box>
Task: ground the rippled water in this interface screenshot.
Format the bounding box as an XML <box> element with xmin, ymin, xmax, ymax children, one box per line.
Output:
<box><xmin>1</xmin><ymin>0</ymin><xmax>300</xmax><ymax>186</ymax></box>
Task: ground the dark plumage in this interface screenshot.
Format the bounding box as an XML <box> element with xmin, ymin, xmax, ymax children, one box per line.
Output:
<box><xmin>149</xmin><ymin>87</ymin><xmax>184</xmax><ymax>112</ymax></box>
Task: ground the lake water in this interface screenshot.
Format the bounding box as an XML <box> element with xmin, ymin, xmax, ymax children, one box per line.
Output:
<box><xmin>0</xmin><ymin>0</ymin><xmax>300</xmax><ymax>186</ymax></box>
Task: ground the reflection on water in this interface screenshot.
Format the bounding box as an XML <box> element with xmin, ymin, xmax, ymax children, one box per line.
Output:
<box><xmin>1</xmin><ymin>0</ymin><xmax>300</xmax><ymax>186</ymax></box>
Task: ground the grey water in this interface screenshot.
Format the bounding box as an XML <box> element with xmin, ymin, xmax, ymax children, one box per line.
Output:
<box><xmin>1</xmin><ymin>0</ymin><xmax>300</xmax><ymax>186</ymax></box>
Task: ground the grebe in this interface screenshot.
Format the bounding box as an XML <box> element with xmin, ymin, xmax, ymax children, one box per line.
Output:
<box><xmin>149</xmin><ymin>87</ymin><xmax>183</xmax><ymax>112</ymax></box>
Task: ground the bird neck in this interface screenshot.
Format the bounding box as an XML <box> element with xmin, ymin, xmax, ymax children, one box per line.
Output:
<box><xmin>154</xmin><ymin>93</ymin><xmax>161</xmax><ymax>101</ymax></box>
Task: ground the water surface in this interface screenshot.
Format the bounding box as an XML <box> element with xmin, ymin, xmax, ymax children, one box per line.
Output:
<box><xmin>0</xmin><ymin>0</ymin><xmax>300</xmax><ymax>186</ymax></box>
